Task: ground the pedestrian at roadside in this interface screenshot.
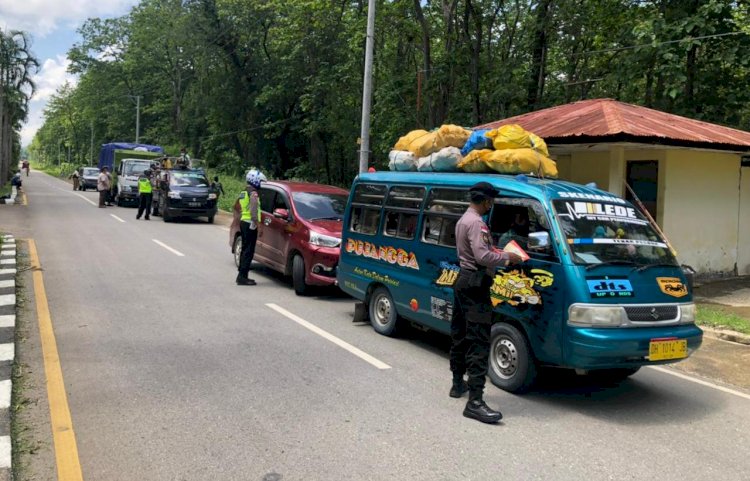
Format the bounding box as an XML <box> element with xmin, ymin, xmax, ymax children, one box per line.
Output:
<box><xmin>69</xmin><ymin>169</ymin><xmax>80</xmax><ymax>191</ymax></box>
<box><xmin>107</xmin><ymin>170</ymin><xmax>116</xmax><ymax>206</ymax></box>
<box><xmin>235</xmin><ymin>169</ymin><xmax>265</xmax><ymax>286</ymax></box>
<box><xmin>10</xmin><ymin>171</ymin><xmax>22</xmax><ymax>203</ymax></box>
<box><xmin>22</xmin><ymin>159</ymin><xmax>29</xmax><ymax>176</ymax></box>
<box><xmin>178</xmin><ymin>147</ymin><xmax>191</xmax><ymax>169</ymax></box>
<box><xmin>136</xmin><ymin>169</ymin><xmax>153</xmax><ymax>220</ymax></box>
<box><xmin>97</xmin><ymin>167</ymin><xmax>111</xmax><ymax>208</ymax></box>
<box><xmin>211</xmin><ymin>176</ymin><xmax>225</xmax><ymax>199</ymax></box>
<box><xmin>451</xmin><ymin>182</ymin><xmax>522</xmax><ymax>424</ymax></box>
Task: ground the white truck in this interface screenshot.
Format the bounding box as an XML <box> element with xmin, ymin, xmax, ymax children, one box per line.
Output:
<box><xmin>116</xmin><ymin>158</ymin><xmax>157</xmax><ymax>206</ymax></box>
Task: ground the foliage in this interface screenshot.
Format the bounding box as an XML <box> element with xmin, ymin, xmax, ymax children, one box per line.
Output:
<box><xmin>29</xmin><ymin>0</ymin><xmax>750</xmax><ymax>187</ymax></box>
<box><xmin>0</xmin><ymin>28</ymin><xmax>38</xmax><ymax>185</ymax></box>
<box><xmin>697</xmin><ymin>304</ymin><xmax>750</xmax><ymax>335</ymax></box>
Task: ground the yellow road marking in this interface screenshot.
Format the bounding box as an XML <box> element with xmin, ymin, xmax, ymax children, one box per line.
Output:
<box><xmin>28</xmin><ymin>239</ymin><xmax>83</xmax><ymax>481</ymax></box>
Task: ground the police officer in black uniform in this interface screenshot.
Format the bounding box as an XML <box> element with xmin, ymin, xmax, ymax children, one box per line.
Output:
<box><xmin>452</xmin><ymin>182</ymin><xmax>523</xmax><ymax>423</ymax></box>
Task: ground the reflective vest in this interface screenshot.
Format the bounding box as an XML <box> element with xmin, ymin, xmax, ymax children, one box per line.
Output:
<box><xmin>138</xmin><ymin>177</ymin><xmax>152</xmax><ymax>194</ymax></box>
<box><xmin>239</xmin><ymin>191</ymin><xmax>261</xmax><ymax>222</ymax></box>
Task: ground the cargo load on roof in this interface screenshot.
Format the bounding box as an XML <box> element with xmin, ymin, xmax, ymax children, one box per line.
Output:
<box><xmin>388</xmin><ymin>124</ymin><xmax>557</xmax><ymax>178</ymax></box>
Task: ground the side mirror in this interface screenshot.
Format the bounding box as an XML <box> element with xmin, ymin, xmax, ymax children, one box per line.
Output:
<box><xmin>273</xmin><ymin>208</ymin><xmax>290</xmax><ymax>220</ymax></box>
<box><xmin>528</xmin><ymin>231</ymin><xmax>550</xmax><ymax>251</ymax></box>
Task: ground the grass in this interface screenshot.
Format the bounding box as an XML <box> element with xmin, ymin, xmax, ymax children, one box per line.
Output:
<box><xmin>206</xmin><ymin>169</ymin><xmax>245</xmax><ymax>212</ymax></box>
<box><xmin>696</xmin><ymin>304</ymin><xmax>750</xmax><ymax>335</ymax></box>
<box><xmin>35</xmin><ymin>161</ymin><xmax>77</xmax><ymax>179</ymax></box>
<box><xmin>0</xmin><ymin>183</ymin><xmax>10</xmax><ymax>198</ymax></box>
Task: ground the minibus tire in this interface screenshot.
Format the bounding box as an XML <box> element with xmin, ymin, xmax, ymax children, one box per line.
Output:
<box><xmin>233</xmin><ymin>236</ymin><xmax>242</xmax><ymax>268</ymax></box>
<box><xmin>488</xmin><ymin>323</ymin><xmax>537</xmax><ymax>394</ymax></box>
<box><xmin>292</xmin><ymin>254</ymin><xmax>308</xmax><ymax>296</ymax></box>
<box><xmin>368</xmin><ymin>287</ymin><xmax>399</xmax><ymax>336</ymax></box>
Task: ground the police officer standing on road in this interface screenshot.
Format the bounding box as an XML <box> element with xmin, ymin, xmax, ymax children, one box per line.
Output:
<box><xmin>235</xmin><ymin>169</ymin><xmax>265</xmax><ymax>286</ymax></box>
<box><xmin>136</xmin><ymin>169</ymin><xmax>153</xmax><ymax>220</ymax></box>
<box><xmin>451</xmin><ymin>182</ymin><xmax>522</xmax><ymax>424</ymax></box>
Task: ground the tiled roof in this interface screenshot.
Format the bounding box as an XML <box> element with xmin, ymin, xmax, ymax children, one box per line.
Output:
<box><xmin>475</xmin><ymin>99</ymin><xmax>750</xmax><ymax>149</ymax></box>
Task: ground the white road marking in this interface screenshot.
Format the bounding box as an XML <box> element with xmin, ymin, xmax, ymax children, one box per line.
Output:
<box><xmin>0</xmin><ymin>269</ymin><xmax>16</xmax><ymax>276</ymax></box>
<box><xmin>0</xmin><ymin>251</ymin><xmax>15</xmax><ymax>257</ymax></box>
<box><xmin>0</xmin><ymin>380</ymin><xmax>10</xmax><ymax>409</ymax></box>
<box><xmin>0</xmin><ymin>315</ymin><xmax>15</xmax><ymax>328</ymax></box>
<box><xmin>0</xmin><ymin>280</ymin><xmax>14</xmax><ymax>289</ymax></box>
<box><xmin>0</xmin><ymin>436</ymin><xmax>9</xmax><ymax>468</ymax></box>
<box><xmin>0</xmin><ymin>343</ymin><xmax>14</xmax><ymax>362</ymax></box>
<box><xmin>152</xmin><ymin>239</ymin><xmax>185</xmax><ymax>257</ymax></box>
<box><xmin>110</xmin><ymin>214</ymin><xmax>126</xmax><ymax>223</ymax></box>
<box><xmin>648</xmin><ymin>366</ymin><xmax>750</xmax><ymax>401</ymax></box>
<box><xmin>73</xmin><ymin>193</ymin><xmax>97</xmax><ymax>206</ymax></box>
<box><xmin>0</xmin><ymin>259</ymin><xmax>14</xmax><ymax>265</ymax></box>
<box><xmin>219</xmin><ymin>227</ymin><xmax>230</xmax><ymax>232</ymax></box>
<box><xmin>266</xmin><ymin>303</ymin><xmax>391</xmax><ymax>370</ymax></box>
<box><xmin>0</xmin><ymin>295</ymin><xmax>15</xmax><ymax>307</ymax></box>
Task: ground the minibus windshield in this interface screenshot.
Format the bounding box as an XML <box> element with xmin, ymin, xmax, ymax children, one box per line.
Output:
<box><xmin>552</xmin><ymin>199</ymin><xmax>677</xmax><ymax>266</ymax></box>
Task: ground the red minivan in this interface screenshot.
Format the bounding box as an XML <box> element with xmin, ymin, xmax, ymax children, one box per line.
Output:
<box><xmin>230</xmin><ymin>181</ymin><xmax>349</xmax><ymax>295</ymax></box>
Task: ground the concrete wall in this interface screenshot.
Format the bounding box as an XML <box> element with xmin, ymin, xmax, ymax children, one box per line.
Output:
<box><xmin>661</xmin><ymin>150</ymin><xmax>741</xmax><ymax>275</ymax></box>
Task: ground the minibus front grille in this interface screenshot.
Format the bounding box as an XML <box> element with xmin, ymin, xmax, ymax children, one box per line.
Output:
<box><xmin>624</xmin><ymin>306</ymin><xmax>679</xmax><ymax>323</ymax></box>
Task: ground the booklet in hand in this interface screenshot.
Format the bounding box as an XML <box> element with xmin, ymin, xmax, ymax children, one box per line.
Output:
<box><xmin>503</xmin><ymin>240</ymin><xmax>530</xmax><ymax>261</ymax></box>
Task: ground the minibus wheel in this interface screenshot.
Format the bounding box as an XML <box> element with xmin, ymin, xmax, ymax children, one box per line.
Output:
<box><xmin>233</xmin><ymin>235</ymin><xmax>242</xmax><ymax>268</ymax></box>
<box><xmin>488</xmin><ymin>323</ymin><xmax>537</xmax><ymax>393</ymax></box>
<box><xmin>368</xmin><ymin>287</ymin><xmax>399</xmax><ymax>336</ymax></box>
<box><xmin>292</xmin><ymin>254</ymin><xmax>308</xmax><ymax>296</ymax></box>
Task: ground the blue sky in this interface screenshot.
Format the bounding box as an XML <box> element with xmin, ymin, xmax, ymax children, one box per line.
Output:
<box><xmin>0</xmin><ymin>0</ymin><xmax>139</xmax><ymax>146</ymax></box>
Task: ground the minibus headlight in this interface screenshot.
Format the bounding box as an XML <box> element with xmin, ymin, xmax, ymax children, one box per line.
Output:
<box><xmin>309</xmin><ymin>230</ymin><xmax>341</xmax><ymax>248</ymax></box>
<box><xmin>208</xmin><ymin>193</ymin><xmax>217</xmax><ymax>200</ymax></box>
<box><xmin>680</xmin><ymin>303</ymin><xmax>696</xmax><ymax>324</ymax></box>
<box><xmin>568</xmin><ymin>305</ymin><xmax>626</xmax><ymax>327</ymax></box>
<box><xmin>168</xmin><ymin>191</ymin><xmax>181</xmax><ymax>199</ymax></box>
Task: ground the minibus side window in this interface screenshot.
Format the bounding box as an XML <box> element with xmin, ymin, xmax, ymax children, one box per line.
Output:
<box><xmin>490</xmin><ymin>197</ymin><xmax>556</xmax><ymax>260</ymax></box>
<box><xmin>383</xmin><ymin>186</ymin><xmax>425</xmax><ymax>240</ymax></box>
<box><xmin>350</xmin><ymin>183</ymin><xmax>387</xmax><ymax>235</ymax></box>
<box><xmin>422</xmin><ymin>188</ymin><xmax>470</xmax><ymax>248</ymax></box>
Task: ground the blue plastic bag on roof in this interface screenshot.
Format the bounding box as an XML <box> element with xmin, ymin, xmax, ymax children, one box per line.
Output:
<box><xmin>460</xmin><ymin>129</ymin><xmax>492</xmax><ymax>156</ymax></box>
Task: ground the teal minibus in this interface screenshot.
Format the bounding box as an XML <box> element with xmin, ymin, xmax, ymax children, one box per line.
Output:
<box><xmin>337</xmin><ymin>172</ymin><xmax>702</xmax><ymax>393</ymax></box>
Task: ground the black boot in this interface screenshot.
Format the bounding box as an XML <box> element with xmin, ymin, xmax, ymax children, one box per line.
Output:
<box><xmin>463</xmin><ymin>399</ymin><xmax>503</xmax><ymax>424</ymax></box>
<box><xmin>236</xmin><ymin>274</ymin><xmax>257</xmax><ymax>286</ymax></box>
<box><xmin>449</xmin><ymin>379</ymin><xmax>469</xmax><ymax>398</ymax></box>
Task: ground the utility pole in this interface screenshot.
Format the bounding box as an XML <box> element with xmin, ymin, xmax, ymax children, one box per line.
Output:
<box><xmin>135</xmin><ymin>95</ymin><xmax>141</xmax><ymax>143</ymax></box>
<box><xmin>57</xmin><ymin>142</ymin><xmax>61</xmax><ymax>166</ymax></box>
<box><xmin>358</xmin><ymin>0</ymin><xmax>376</xmax><ymax>174</ymax></box>
<box><xmin>90</xmin><ymin>120</ymin><xmax>94</xmax><ymax>165</ymax></box>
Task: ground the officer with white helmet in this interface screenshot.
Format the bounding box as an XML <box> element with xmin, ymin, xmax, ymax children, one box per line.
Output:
<box><xmin>235</xmin><ymin>168</ymin><xmax>265</xmax><ymax>285</ymax></box>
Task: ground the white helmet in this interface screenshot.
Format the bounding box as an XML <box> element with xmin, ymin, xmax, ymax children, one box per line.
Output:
<box><xmin>245</xmin><ymin>168</ymin><xmax>266</xmax><ymax>189</ymax></box>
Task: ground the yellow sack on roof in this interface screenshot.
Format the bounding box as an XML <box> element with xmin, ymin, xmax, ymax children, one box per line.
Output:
<box><xmin>486</xmin><ymin>124</ymin><xmax>549</xmax><ymax>156</ymax></box>
<box><xmin>401</xmin><ymin>124</ymin><xmax>472</xmax><ymax>158</ymax></box>
<box><xmin>435</xmin><ymin>124</ymin><xmax>472</xmax><ymax>149</ymax></box>
<box><xmin>482</xmin><ymin>148</ymin><xmax>558</xmax><ymax>178</ymax></box>
<box><xmin>456</xmin><ymin>149</ymin><xmax>492</xmax><ymax>173</ymax></box>
<box><xmin>394</xmin><ymin>130</ymin><xmax>430</xmax><ymax>151</ymax></box>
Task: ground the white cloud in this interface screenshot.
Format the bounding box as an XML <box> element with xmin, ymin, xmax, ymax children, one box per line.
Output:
<box><xmin>21</xmin><ymin>55</ymin><xmax>78</xmax><ymax>145</ymax></box>
<box><xmin>0</xmin><ymin>0</ymin><xmax>138</xmax><ymax>37</ymax></box>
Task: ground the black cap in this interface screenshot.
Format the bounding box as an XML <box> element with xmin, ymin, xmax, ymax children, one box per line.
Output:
<box><xmin>469</xmin><ymin>181</ymin><xmax>500</xmax><ymax>199</ymax></box>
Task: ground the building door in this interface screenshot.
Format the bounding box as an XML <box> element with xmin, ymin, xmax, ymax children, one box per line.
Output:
<box><xmin>626</xmin><ymin>160</ymin><xmax>658</xmax><ymax>220</ymax></box>
<box><xmin>737</xmin><ymin>160</ymin><xmax>750</xmax><ymax>274</ymax></box>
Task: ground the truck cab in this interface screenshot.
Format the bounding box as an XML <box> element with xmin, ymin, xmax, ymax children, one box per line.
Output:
<box><xmin>116</xmin><ymin>158</ymin><xmax>155</xmax><ymax>206</ymax></box>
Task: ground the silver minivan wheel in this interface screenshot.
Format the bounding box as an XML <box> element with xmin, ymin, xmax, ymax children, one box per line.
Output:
<box><xmin>491</xmin><ymin>336</ymin><xmax>519</xmax><ymax>380</ymax></box>
<box><xmin>233</xmin><ymin>235</ymin><xmax>242</xmax><ymax>268</ymax></box>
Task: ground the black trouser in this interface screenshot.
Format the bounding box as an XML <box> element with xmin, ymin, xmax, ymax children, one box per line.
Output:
<box><xmin>238</xmin><ymin>220</ymin><xmax>258</xmax><ymax>278</ymax></box>
<box><xmin>98</xmin><ymin>190</ymin><xmax>107</xmax><ymax>207</ymax></box>
<box><xmin>137</xmin><ymin>193</ymin><xmax>152</xmax><ymax>219</ymax></box>
<box><xmin>451</xmin><ymin>269</ymin><xmax>493</xmax><ymax>401</ymax></box>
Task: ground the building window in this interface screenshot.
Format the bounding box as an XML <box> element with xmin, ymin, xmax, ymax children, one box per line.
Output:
<box><xmin>350</xmin><ymin>183</ymin><xmax>386</xmax><ymax>235</ymax></box>
<box><xmin>626</xmin><ymin>160</ymin><xmax>658</xmax><ymax>220</ymax></box>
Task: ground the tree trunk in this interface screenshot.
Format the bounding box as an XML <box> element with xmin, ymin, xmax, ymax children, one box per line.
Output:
<box><xmin>413</xmin><ymin>0</ymin><xmax>433</xmax><ymax>127</ymax></box>
<box><xmin>527</xmin><ymin>0</ymin><xmax>554</xmax><ymax>111</ymax></box>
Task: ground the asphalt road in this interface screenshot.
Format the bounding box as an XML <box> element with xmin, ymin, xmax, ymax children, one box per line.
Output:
<box><xmin>5</xmin><ymin>171</ymin><xmax>750</xmax><ymax>481</ymax></box>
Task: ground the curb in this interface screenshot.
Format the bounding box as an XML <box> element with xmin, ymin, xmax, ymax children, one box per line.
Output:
<box><xmin>700</xmin><ymin>325</ymin><xmax>750</xmax><ymax>346</ymax></box>
<box><xmin>0</xmin><ymin>233</ymin><xmax>17</xmax><ymax>478</ymax></box>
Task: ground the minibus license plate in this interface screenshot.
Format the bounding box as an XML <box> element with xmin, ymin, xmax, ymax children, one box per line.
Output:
<box><xmin>649</xmin><ymin>339</ymin><xmax>687</xmax><ymax>361</ymax></box>
<box><xmin>188</xmin><ymin>202</ymin><xmax>201</xmax><ymax>207</ymax></box>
